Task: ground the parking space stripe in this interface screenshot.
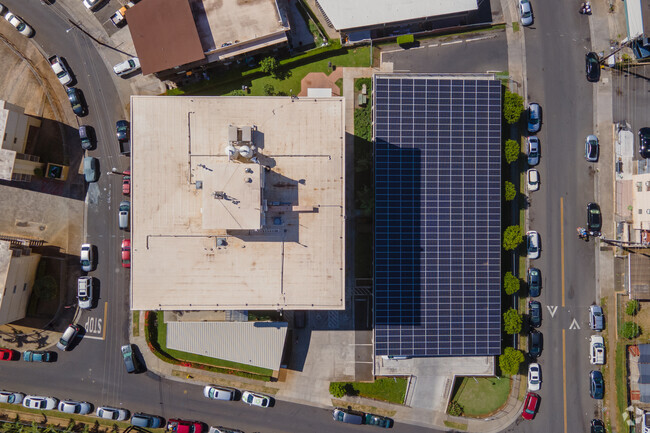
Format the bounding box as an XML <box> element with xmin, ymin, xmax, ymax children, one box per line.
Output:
<box><xmin>102</xmin><ymin>301</ymin><xmax>107</xmax><ymax>340</ymax></box>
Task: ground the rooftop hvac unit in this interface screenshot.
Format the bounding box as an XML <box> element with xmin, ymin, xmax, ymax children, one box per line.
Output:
<box><xmin>239</xmin><ymin>145</ymin><xmax>252</xmax><ymax>159</ymax></box>
<box><xmin>226</xmin><ymin>145</ymin><xmax>238</xmax><ymax>160</ymax></box>
<box><xmin>241</xmin><ymin>125</ymin><xmax>252</xmax><ymax>143</ymax></box>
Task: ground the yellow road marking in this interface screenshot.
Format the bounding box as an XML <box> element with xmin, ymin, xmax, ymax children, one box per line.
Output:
<box><xmin>560</xmin><ymin>197</ymin><xmax>566</xmax><ymax>306</ymax></box>
<box><xmin>563</xmin><ymin>329</ymin><xmax>567</xmax><ymax>433</ymax></box>
<box><xmin>102</xmin><ymin>301</ymin><xmax>107</xmax><ymax>340</ymax></box>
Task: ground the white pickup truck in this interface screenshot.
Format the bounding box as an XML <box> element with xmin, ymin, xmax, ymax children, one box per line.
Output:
<box><xmin>589</xmin><ymin>335</ymin><xmax>605</xmax><ymax>365</ymax></box>
<box><xmin>110</xmin><ymin>1</ymin><xmax>135</xmax><ymax>27</ymax></box>
<box><xmin>48</xmin><ymin>55</ymin><xmax>72</xmax><ymax>86</ymax></box>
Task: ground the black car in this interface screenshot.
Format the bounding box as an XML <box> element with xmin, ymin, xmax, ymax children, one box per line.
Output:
<box><xmin>590</xmin><ymin>419</ymin><xmax>605</xmax><ymax>433</ymax></box>
<box><xmin>529</xmin><ymin>331</ymin><xmax>542</xmax><ymax>358</ymax></box>
<box><xmin>529</xmin><ymin>301</ymin><xmax>541</xmax><ymax>328</ymax></box>
<box><xmin>79</xmin><ymin>125</ymin><xmax>95</xmax><ymax>150</ymax></box>
<box><xmin>590</xmin><ymin>370</ymin><xmax>604</xmax><ymax>399</ymax></box>
<box><xmin>527</xmin><ymin>267</ymin><xmax>541</xmax><ymax>297</ymax></box>
<box><xmin>116</xmin><ymin>120</ymin><xmax>129</xmax><ymax>142</ymax></box>
<box><xmin>586</xmin><ymin>52</ymin><xmax>600</xmax><ymax>82</ymax></box>
<box><xmin>587</xmin><ymin>202</ymin><xmax>602</xmax><ymax>233</ymax></box>
<box><xmin>639</xmin><ymin>127</ymin><xmax>650</xmax><ymax>159</ymax></box>
<box><xmin>66</xmin><ymin>87</ymin><xmax>87</xmax><ymax>117</ymax></box>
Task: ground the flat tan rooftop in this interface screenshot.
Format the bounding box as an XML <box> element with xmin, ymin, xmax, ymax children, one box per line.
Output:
<box><xmin>130</xmin><ymin>96</ymin><xmax>345</xmax><ymax>311</ymax></box>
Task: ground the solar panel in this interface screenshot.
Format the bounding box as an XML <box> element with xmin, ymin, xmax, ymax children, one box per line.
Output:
<box><xmin>373</xmin><ymin>74</ymin><xmax>502</xmax><ymax>357</ymax></box>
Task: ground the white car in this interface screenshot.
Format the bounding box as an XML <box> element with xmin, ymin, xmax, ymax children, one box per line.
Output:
<box><xmin>4</xmin><ymin>13</ymin><xmax>33</xmax><ymax>37</ymax></box>
<box><xmin>518</xmin><ymin>0</ymin><xmax>533</xmax><ymax>26</ymax></box>
<box><xmin>526</xmin><ymin>231</ymin><xmax>540</xmax><ymax>259</ymax></box>
<box><xmin>203</xmin><ymin>385</ymin><xmax>235</xmax><ymax>401</ymax></box>
<box><xmin>527</xmin><ymin>363</ymin><xmax>541</xmax><ymax>391</ymax></box>
<box><xmin>83</xmin><ymin>0</ymin><xmax>105</xmax><ymax>10</ymax></box>
<box><xmin>590</xmin><ymin>335</ymin><xmax>605</xmax><ymax>365</ymax></box>
<box><xmin>643</xmin><ymin>411</ymin><xmax>650</xmax><ymax>433</ymax></box>
<box><xmin>58</xmin><ymin>400</ymin><xmax>92</xmax><ymax>415</ymax></box>
<box><xmin>526</xmin><ymin>169</ymin><xmax>539</xmax><ymax>192</ymax></box>
<box><xmin>80</xmin><ymin>243</ymin><xmax>94</xmax><ymax>272</ymax></box>
<box><xmin>526</xmin><ymin>136</ymin><xmax>540</xmax><ymax>166</ymax></box>
<box><xmin>96</xmin><ymin>406</ymin><xmax>129</xmax><ymax>421</ymax></box>
<box><xmin>0</xmin><ymin>391</ymin><xmax>24</xmax><ymax>404</ymax></box>
<box><xmin>113</xmin><ymin>58</ymin><xmax>141</xmax><ymax>77</ymax></box>
<box><xmin>241</xmin><ymin>391</ymin><xmax>270</xmax><ymax>408</ymax></box>
<box><xmin>23</xmin><ymin>396</ymin><xmax>58</xmax><ymax>410</ymax></box>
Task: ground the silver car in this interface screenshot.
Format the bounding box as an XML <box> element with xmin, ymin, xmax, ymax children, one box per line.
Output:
<box><xmin>585</xmin><ymin>135</ymin><xmax>599</xmax><ymax>162</ymax></box>
<box><xmin>0</xmin><ymin>391</ymin><xmax>24</xmax><ymax>404</ymax></box>
<box><xmin>527</xmin><ymin>136</ymin><xmax>540</xmax><ymax>166</ymax></box>
<box><xmin>96</xmin><ymin>406</ymin><xmax>130</xmax><ymax>421</ymax></box>
<box><xmin>119</xmin><ymin>201</ymin><xmax>130</xmax><ymax>230</ymax></box>
<box><xmin>58</xmin><ymin>400</ymin><xmax>92</xmax><ymax>415</ymax></box>
<box><xmin>23</xmin><ymin>396</ymin><xmax>58</xmax><ymax>410</ymax></box>
<box><xmin>589</xmin><ymin>305</ymin><xmax>604</xmax><ymax>331</ymax></box>
<box><xmin>80</xmin><ymin>243</ymin><xmax>94</xmax><ymax>272</ymax></box>
<box><xmin>526</xmin><ymin>230</ymin><xmax>540</xmax><ymax>259</ymax></box>
<box><xmin>519</xmin><ymin>0</ymin><xmax>533</xmax><ymax>26</ymax></box>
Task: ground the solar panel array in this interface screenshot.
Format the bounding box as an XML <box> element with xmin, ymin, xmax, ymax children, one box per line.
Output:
<box><xmin>373</xmin><ymin>75</ymin><xmax>502</xmax><ymax>357</ymax></box>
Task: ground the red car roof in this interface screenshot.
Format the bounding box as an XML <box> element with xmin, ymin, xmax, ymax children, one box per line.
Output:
<box><xmin>522</xmin><ymin>392</ymin><xmax>539</xmax><ymax>420</ymax></box>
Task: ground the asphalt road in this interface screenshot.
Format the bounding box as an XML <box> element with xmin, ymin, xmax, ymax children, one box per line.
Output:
<box><xmin>0</xmin><ymin>2</ymin><xmax>441</xmax><ymax>433</ymax></box>
<box><xmin>516</xmin><ymin>1</ymin><xmax>601</xmax><ymax>432</ymax></box>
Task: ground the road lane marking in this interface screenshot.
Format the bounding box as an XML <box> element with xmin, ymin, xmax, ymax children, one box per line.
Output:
<box><xmin>563</xmin><ymin>329</ymin><xmax>567</xmax><ymax>433</ymax></box>
<box><xmin>102</xmin><ymin>301</ymin><xmax>107</xmax><ymax>340</ymax></box>
<box><xmin>441</xmin><ymin>40</ymin><xmax>463</xmax><ymax>46</ymax></box>
<box><xmin>569</xmin><ymin>318</ymin><xmax>580</xmax><ymax>330</ymax></box>
<box><xmin>83</xmin><ymin>335</ymin><xmax>105</xmax><ymax>341</ymax></box>
<box><xmin>560</xmin><ymin>197</ymin><xmax>566</xmax><ymax>306</ymax></box>
<box><xmin>547</xmin><ymin>305</ymin><xmax>558</xmax><ymax>317</ymax></box>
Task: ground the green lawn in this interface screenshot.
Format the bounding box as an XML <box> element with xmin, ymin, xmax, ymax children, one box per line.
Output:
<box><xmin>615</xmin><ymin>342</ymin><xmax>628</xmax><ymax>433</ymax></box>
<box><xmin>331</xmin><ymin>378</ymin><xmax>407</xmax><ymax>404</ymax></box>
<box><xmin>453</xmin><ymin>377</ymin><xmax>511</xmax><ymax>416</ymax></box>
<box><xmin>132</xmin><ymin>311</ymin><xmax>139</xmax><ymax>337</ymax></box>
<box><xmin>173</xmin><ymin>45</ymin><xmax>370</xmax><ymax>97</ymax></box>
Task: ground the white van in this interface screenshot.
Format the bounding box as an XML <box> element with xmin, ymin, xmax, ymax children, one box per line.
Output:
<box><xmin>113</xmin><ymin>58</ymin><xmax>140</xmax><ymax>77</ymax></box>
<box><xmin>203</xmin><ymin>385</ymin><xmax>235</xmax><ymax>401</ymax></box>
<box><xmin>119</xmin><ymin>201</ymin><xmax>130</xmax><ymax>230</ymax></box>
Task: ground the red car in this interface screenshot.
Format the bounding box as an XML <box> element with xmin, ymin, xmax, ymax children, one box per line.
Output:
<box><xmin>122</xmin><ymin>170</ymin><xmax>130</xmax><ymax>195</ymax></box>
<box><xmin>522</xmin><ymin>392</ymin><xmax>540</xmax><ymax>420</ymax></box>
<box><xmin>121</xmin><ymin>239</ymin><xmax>131</xmax><ymax>268</ymax></box>
<box><xmin>0</xmin><ymin>349</ymin><xmax>17</xmax><ymax>361</ymax></box>
<box><xmin>166</xmin><ymin>419</ymin><xmax>203</xmax><ymax>433</ymax></box>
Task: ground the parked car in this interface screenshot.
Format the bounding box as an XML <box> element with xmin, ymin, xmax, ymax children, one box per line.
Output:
<box><xmin>131</xmin><ymin>413</ymin><xmax>164</xmax><ymax>429</ymax></box>
<box><xmin>66</xmin><ymin>87</ymin><xmax>87</xmax><ymax>117</ymax></box>
<box><xmin>83</xmin><ymin>0</ymin><xmax>105</xmax><ymax>10</ymax></box>
<box><xmin>521</xmin><ymin>392</ymin><xmax>540</xmax><ymax>420</ymax></box>
<box><xmin>208</xmin><ymin>427</ymin><xmax>243</xmax><ymax>433</ymax></box>
<box><xmin>80</xmin><ymin>243</ymin><xmax>94</xmax><ymax>272</ymax></box>
<box><xmin>642</xmin><ymin>411</ymin><xmax>650</xmax><ymax>433</ymax></box>
<box><xmin>121</xmin><ymin>239</ymin><xmax>131</xmax><ymax>268</ymax></box>
<box><xmin>113</xmin><ymin>58</ymin><xmax>140</xmax><ymax>76</ymax></box>
<box><xmin>96</xmin><ymin>407</ymin><xmax>129</xmax><ymax>421</ymax></box>
<box><xmin>518</xmin><ymin>0</ymin><xmax>533</xmax><ymax>25</ymax></box>
<box><xmin>639</xmin><ymin>127</ymin><xmax>650</xmax><ymax>159</ymax></box>
<box><xmin>0</xmin><ymin>391</ymin><xmax>24</xmax><ymax>404</ymax></box>
<box><xmin>364</xmin><ymin>413</ymin><xmax>393</xmax><ymax>428</ymax></box>
<box><xmin>526</xmin><ymin>136</ymin><xmax>540</xmax><ymax>166</ymax></box>
<box><xmin>526</xmin><ymin>168</ymin><xmax>539</xmax><ymax>192</ymax></box>
<box><xmin>4</xmin><ymin>13</ymin><xmax>34</xmax><ymax>37</ymax></box>
<box><xmin>119</xmin><ymin>201</ymin><xmax>130</xmax><ymax>230</ymax></box>
<box><xmin>23</xmin><ymin>350</ymin><xmax>54</xmax><ymax>362</ymax></box>
<box><xmin>527</xmin><ymin>103</ymin><xmax>541</xmax><ymax>133</ymax></box>
<box><xmin>332</xmin><ymin>408</ymin><xmax>363</xmax><ymax>425</ymax></box>
<box><xmin>587</xmin><ymin>202</ymin><xmax>602</xmax><ymax>233</ymax></box>
<box><xmin>58</xmin><ymin>400</ymin><xmax>92</xmax><ymax>415</ymax></box>
<box><xmin>527</xmin><ymin>363</ymin><xmax>541</xmax><ymax>391</ymax></box>
<box><xmin>121</xmin><ymin>344</ymin><xmax>140</xmax><ymax>373</ymax></box>
<box><xmin>166</xmin><ymin>419</ymin><xmax>203</xmax><ymax>433</ymax></box>
<box><xmin>241</xmin><ymin>391</ymin><xmax>270</xmax><ymax>408</ymax></box>
<box><xmin>529</xmin><ymin>331</ymin><xmax>542</xmax><ymax>358</ymax></box>
<box><xmin>56</xmin><ymin>324</ymin><xmax>81</xmax><ymax>351</ymax></box>
<box><xmin>527</xmin><ymin>267</ymin><xmax>541</xmax><ymax>297</ymax></box>
<box><xmin>591</xmin><ymin>419</ymin><xmax>605</xmax><ymax>433</ymax></box>
<box><xmin>203</xmin><ymin>385</ymin><xmax>235</xmax><ymax>401</ymax></box>
<box><xmin>0</xmin><ymin>348</ymin><xmax>17</xmax><ymax>361</ymax></box>
<box><xmin>589</xmin><ymin>305</ymin><xmax>604</xmax><ymax>331</ymax></box>
<box><xmin>585</xmin><ymin>134</ymin><xmax>599</xmax><ymax>162</ymax></box>
<box><xmin>83</xmin><ymin>156</ymin><xmax>98</xmax><ymax>183</ymax></box>
<box><xmin>528</xmin><ymin>301</ymin><xmax>541</xmax><ymax>328</ymax></box>
<box><xmin>79</xmin><ymin>125</ymin><xmax>95</xmax><ymax>150</ymax></box>
<box><xmin>122</xmin><ymin>170</ymin><xmax>131</xmax><ymax>195</ymax></box>
<box><xmin>589</xmin><ymin>370</ymin><xmax>604</xmax><ymax>399</ymax></box>
<box><xmin>23</xmin><ymin>396</ymin><xmax>58</xmax><ymax>410</ymax></box>
<box><xmin>77</xmin><ymin>276</ymin><xmax>94</xmax><ymax>309</ymax></box>
<box><xmin>586</xmin><ymin>52</ymin><xmax>601</xmax><ymax>82</ymax></box>
<box><xmin>590</xmin><ymin>335</ymin><xmax>605</xmax><ymax>365</ymax></box>
<box><xmin>526</xmin><ymin>231</ymin><xmax>540</xmax><ymax>259</ymax></box>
